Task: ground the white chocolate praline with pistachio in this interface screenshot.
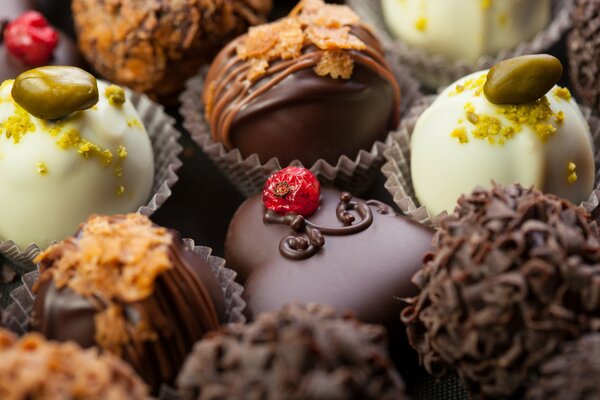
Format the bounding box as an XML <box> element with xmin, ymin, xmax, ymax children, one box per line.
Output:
<box><xmin>0</xmin><ymin>79</ymin><xmax>154</xmax><ymax>249</ymax></box>
<box><xmin>380</xmin><ymin>0</ymin><xmax>551</xmax><ymax>62</ymax></box>
<box><xmin>411</xmin><ymin>70</ymin><xmax>595</xmax><ymax>216</ymax></box>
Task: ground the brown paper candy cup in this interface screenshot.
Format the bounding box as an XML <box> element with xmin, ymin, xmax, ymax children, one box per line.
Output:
<box><xmin>382</xmin><ymin>97</ymin><xmax>600</xmax><ymax>228</ymax></box>
<box><xmin>2</xmin><ymin>239</ymin><xmax>245</xmax><ymax>335</ymax></box>
<box><xmin>179</xmin><ymin>50</ymin><xmax>422</xmax><ymax>198</ymax></box>
<box><xmin>0</xmin><ymin>90</ymin><xmax>183</xmax><ymax>272</ymax></box>
<box><xmin>348</xmin><ymin>0</ymin><xmax>573</xmax><ymax>90</ymax></box>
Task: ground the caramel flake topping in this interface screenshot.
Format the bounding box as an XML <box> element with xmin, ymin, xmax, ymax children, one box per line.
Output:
<box><xmin>237</xmin><ymin>0</ymin><xmax>366</xmax><ymax>80</ymax></box>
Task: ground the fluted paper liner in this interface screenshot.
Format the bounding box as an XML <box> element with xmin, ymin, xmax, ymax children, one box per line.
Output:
<box><xmin>180</xmin><ymin>50</ymin><xmax>422</xmax><ymax>198</ymax></box>
<box><xmin>348</xmin><ymin>0</ymin><xmax>572</xmax><ymax>90</ymax></box>
<box><xmin>382</xmin><ymin>96</ymin><xmax>600</xmax><ymax>229</ymax></box>
<box><xmin>0</xmin><ymin>90</ymin><xmax>183</xmax><ymax>272</ymax></box>
<box><xmin>2</xmin><ymin>240</ymin><xmax>246</xmax><ymax>336</ymax></box>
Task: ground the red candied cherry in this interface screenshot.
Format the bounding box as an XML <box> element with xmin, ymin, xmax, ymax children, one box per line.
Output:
<box><xmin>4</xmin><ymin>11</ymin><xmax>59</xmax><ymax>65</ymax></box>
<box><xmin>263</xmin><ymin>166</ymin><xmax>320</xmax><ymax>217</ymax></box>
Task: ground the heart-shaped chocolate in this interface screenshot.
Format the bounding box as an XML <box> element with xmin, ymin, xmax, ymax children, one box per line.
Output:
<box><xmin>225</xmin><ymin>187</ymin><xmax>434</xmax><ymax>331</ymax></box>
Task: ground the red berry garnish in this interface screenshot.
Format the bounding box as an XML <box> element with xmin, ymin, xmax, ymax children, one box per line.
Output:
<box><xmin>263</xmin><ymin>166</ymin><xmax>320</xmax><ymax>217</ymax></box>
<box><xmin>4</xmin><ymin>11</ymin><xmax>59</xmax><ymax>65</ymax></box>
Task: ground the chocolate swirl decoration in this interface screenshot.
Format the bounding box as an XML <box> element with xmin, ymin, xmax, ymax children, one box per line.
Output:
<box><xmin>263</xmin><ymin>192</ymin><xmax>373</xmax><ymax>260</ymax></box>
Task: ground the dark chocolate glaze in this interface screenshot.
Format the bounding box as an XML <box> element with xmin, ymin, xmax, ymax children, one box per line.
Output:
<box><xmin>205</xmin><ymin>25</ymin><xmax>400</xmax><ymax>166</ymax></box>
<box><xmin>0</xmin><ymin>0</ymin><xmax>83</xmax><ymax>82</ymax></box>
<box><xmin>31</xmin><ymin>231</ymin><xmax>226</xmax><ymax>393</ymax></box>
<box><xmin>225</xmin><ymin>187</ymin><xmax>434</xmax><ymax>329</ymax></box>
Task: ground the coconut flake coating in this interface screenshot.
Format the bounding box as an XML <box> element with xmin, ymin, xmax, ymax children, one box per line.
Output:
<box><xmin>402</xmin><ymin>183</ymin><xmax>600</xmax><ymax>399</ymax></box>
<box><xmin>177</xmin><ymin>303</ymin><xmax>407</xmax><ymax>400</ymax></box>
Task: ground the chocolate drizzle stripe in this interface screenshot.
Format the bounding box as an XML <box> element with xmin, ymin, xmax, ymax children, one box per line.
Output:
<box><xmin>264</xmin><ymin>192</ymin><xmax>374</xmax><ymax>260</ymax></box>
<box><xmin>206</xmin><ymin>23</ymin><xmax>401</xmax><ymax>150</ymax></box>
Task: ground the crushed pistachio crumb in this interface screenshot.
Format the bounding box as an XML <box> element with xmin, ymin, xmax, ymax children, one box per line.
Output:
<box><xmin>567</xmin><ymin>162</ymin><xmax>577</xmax><ymax>184</ymax></box>
<box><xmin>555</xmin><ymin>111</ymin><xmax>565</xmax><ymax>124</ymax></box>
<box><xmin>451</xmin><ymin>127</ymin><xmax>469</xmax><ymax>143</ymax></box>
<box><xmin>568</xmin><ymin>172</ymin><xmax>578</xmax><ymax>184</ymax></box>
<box><xmin>36</xmin><ymin>162</ymin><xmax>48</xmax><ymax>175</ymax></box>
<box><xmin>568</xmin><ymin>162</ymin><xmax>576</xmax><ymax>172</ymax></box>
<box><xmin>117</xmin><ymin>185</ymin><xmax>125</xmax><ymax>196</ymax></box>
<box><xmin>481</xmin><ymin>0</ymin><xmax>492</xmax><ymax>10</ymax></box>
<box><xmin>114</xmin><ymin>165</ymin><xmax>123</xmax><ymax>177</ymax></box>
<box><xmin>449</xmin><ymin>74</ymin><xmax>487</xmax><ymax>96</ymax></box>
<box><xmin>105</xmin><ymin>85</ymin><xmax>126</xmax><ymax>106</ymax></box>
<box><xmin>117</xmin><ymin>145</ymin><xmax>128</xmax><ymax>159</ymax></box>
<box><xmin>415</xmin><ymin>17</ymin><xmax>427</xmax><ymax>31</ymax></box>
<box><xmin>553</xmin><ymin>87</ymin><xmax>571</xmax><ymax>101</ymax></box>
<box><xmin>1</xmin><ymin>105</ymin><xmax>36</xmax><ymax>144</ymax></box>
<box><xmin>127</xmin><ymin>119</ymin><xmax>143</xmax><ymax>129</ymax></box>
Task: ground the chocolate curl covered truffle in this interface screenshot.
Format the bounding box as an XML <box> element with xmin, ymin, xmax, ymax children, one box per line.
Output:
<box><xmin>204</xmin><ymin>0</ymin><xmax>401</xmax><ymax>166</ymax></box>
<box><xmin>401</xmin><ymin>184</ymin><xmax>600</xmax><ymax>399</ymax></box>
<box><xmin>526</xmin><ymin>333</ymin><xmax>600</xmax><ymax>400</ymax></box>
<box><xmin>31</xmin><ymin>214</ymin><xmax>226</xmax><ymax>392</ymax></box>
<box><xmin>568</xmin><ymin>0</ymin><xmax>600</xmax><ymax>113</ymax></box>
<box><xmin>72</xmin><ymin>0</ymin><xmax>272</xmax><ymax>101</ymax></box>
<box><xmin>177</xmin><ymin>303</ymin><xmax>407</xmax><ymax>400</ymax></box>
<box><xmin>0</xmin><ymin>329</ymin><xmax>148</xmax><ymax>399</ymax></box>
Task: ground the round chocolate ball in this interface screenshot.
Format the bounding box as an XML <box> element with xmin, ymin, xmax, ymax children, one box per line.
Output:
<box><xmin>204</xmin><ymin>0</ymin><xmax>401</xmax><ymax>166</ymax></box>
<box><xmin>72</xmin><ymin>0</ymin><xmax>272</xmax><ymax>102</ymax></box>
<box><xmin>31</xmin><ymin>214</ymin><xmax>226</xmax><ymax>393</ymax></box>
<box><xmin>401</xmin><ymin>183</ymin><xmax>600</xmax><ymax>399</ymax></box>
<box><xmin>568</xmin><ymin>0</ymin><xmax>600</xmax><ymax>113</ymax></box>
<box><xmin>177</xmin><ymin>304</ymin><xmax>407</xmax><ymax>400</ymax></box>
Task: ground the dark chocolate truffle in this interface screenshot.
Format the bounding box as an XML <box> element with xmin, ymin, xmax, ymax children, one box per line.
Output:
<box><xmin>526</xmin><ymin>334</ymin><xmax>600</xmax><ymax>400</ymax></box>
<box><xmin>72</xmin><ymin>0</ymin><xmax>272</xmax><ymax>102</ymax></box>
<box><xmin>225</xmin><ymin>185</ymin><xmax>434</xmax><ymax>330</ymax></box>
<box><xmin>0</xmin><ymin>2</ymin><xmax>82</xmax><ymax>82</ymax></box>
<box><xmin>204</xmin><ymin>0</ymin><xmax>401</xmax><ymax>166</ymax></box>
<box><xmin>31</xmin><ymin>214</ymin><xmax>226</xmax><ymax>392</ymax></box>
<box><xmin>0</xmin><ymin>328</ymin><xmax>149</xmax><ymax>399</ymax></box>
<box><xmin>177</xmin><ymin>303</ymin><xmax>407</xmax><ymax>400</ymax></box>
<box><xmin>568</xmin><ymin>0</ymin><xmax>600</xmax><ymax>113</ymax></box>
<box><xmin>401</xmin><ymin>183</ymin><xmax>600</xmax><ymax>399</ymax></box>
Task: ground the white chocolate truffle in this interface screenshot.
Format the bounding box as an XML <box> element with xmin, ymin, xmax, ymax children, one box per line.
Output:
<box><xmin>0</xmin><ymin>79</ymin><xmax>154</xmax><ymax>249</ymax></box>
<box><xmin>411</xmin><ymin>71</ymin><xmax>595</xmax><ymax>216</ymax></box>
<box><xmin>381</xmin><ymin>0</ymin><xmax>551</xmax><ymax>62</ymax></box>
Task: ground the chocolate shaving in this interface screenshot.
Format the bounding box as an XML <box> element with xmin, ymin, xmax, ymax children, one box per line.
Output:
<box><xmin>568</xmin><ymin>0</ymin><xmax>600</xmax><ymax>113</ymax></box>
<box><xmin>526</xmin><ymin>333</ymin><xmax>600</xmax><ymax>400</ymax></box>
<box><xmin>401</xmin><ymin>183</ymin><xmax>600</xmax><ymax>399</ymax></box>
<box><xmin>177</xmin><ymin>303</ymin><xmax>407</xmax><ymax>400</ymax></box>
<box><xmin>0</xmin><ymin>329</ymin><xmax>148</xmax><ymax>399</ymax></box>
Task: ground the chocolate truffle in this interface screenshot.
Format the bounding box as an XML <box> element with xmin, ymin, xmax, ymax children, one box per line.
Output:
<box><xmin>526</xmin><ymin>334</ymin><xmax>600</xmax><ymax>400</ymax></box>
<box><xmin>0</xmin><ymin>70</ymin><xmax>154</xmax><ymax>249</ymax></box>
<box><xmin>411</xmin><ymin>56</ymin><xmax>594</xmax><ymax>216</ymax></box>
<box><xmin>225</xmin><ymin>167</ymin><xmax>434</xmax><ymax>331</ymax></box>
<box><xmin>72</xmin><ymin>0</ymin><xmax>272</xmax><ymax>102</ymax></box>
<box><xmin>568</xmin><ymin>0</ymin><xmax>600</xmax><ymax>113</ymax></box>
<box><xmin>204</xmin><ymin>0</ymin><xmax>401</xmax><ymax>166</ymax></box>
<box><xmin>0</xmin><ymin>328</ymin><xmax>149</xmax><ymax>399</ymax></box>
<box><xmin>177</xmin><ymin>303</ymin><xmax>407</xmax><ymax>400</ymax></box>
<box><xmin>31</xmin><ymin>214</ymin><xmax>226</xmax><ymax>392</ymax></box>
<box><xmin>0</xmin><ymin>4</ymin><xmax>82</xmax><ymax>82</ymax></box>
<box><xmin>381</xmin><ymin>0</ymin><xmax>551</xmax><ymax>62</ymax></box>
<box><xmin>401</xmin><ymin>183</ymin><xmax>600</xmax><ymax>399</ymax></box>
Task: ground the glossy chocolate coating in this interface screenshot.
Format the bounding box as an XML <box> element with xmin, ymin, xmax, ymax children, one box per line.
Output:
<box><xmin>225</xmin><ymin>187</ymin><xmax>434</xmax><ymax>328</ymax></box>
<box><xmin>207</xmin><ymin>26</ymin><xmax>400</xmax><ymax>166</ymax></box>
<box><xmin>0</xmin><ymin>0</ymin><xmax>82</xmax><ymax>83</ymax></box>
<box><xmin>32</xmin><ymin>232</ymin><xmax>226</xmax><ymax>393</ymax></box>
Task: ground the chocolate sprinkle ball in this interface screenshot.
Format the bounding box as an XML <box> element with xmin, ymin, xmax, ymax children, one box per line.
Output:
<box><xmin>526</xmin><ymin>334</ymin><xmax>600</xmax><ymax>400</ymax></box>
<box><xmin>568</xmin><ymin>0</ymin><xmax>600</xmax><ymax>112</ymax></box>
<box><xmin>31</xmin><ymin>214</ymin><xmax>226</xmax><ymax>393</ymax></box>
<box><xmin>0</xmin><ymin>329</ymin><xmax>149</xmax><ymax>399</ymax></box>
<box><xmin>177</xmin><ymin>303</ymin><xmax>407</xmax><ymax>400</ymax></box>
<box><xmin>401</xmin><ymin>183</ymin><xmax>600</xmax><ymax>399</ymax></box>
<box><xmin>72</xmin><ymin>0</ymin><xmax>272</xmax><ymax>102</ymax></box>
